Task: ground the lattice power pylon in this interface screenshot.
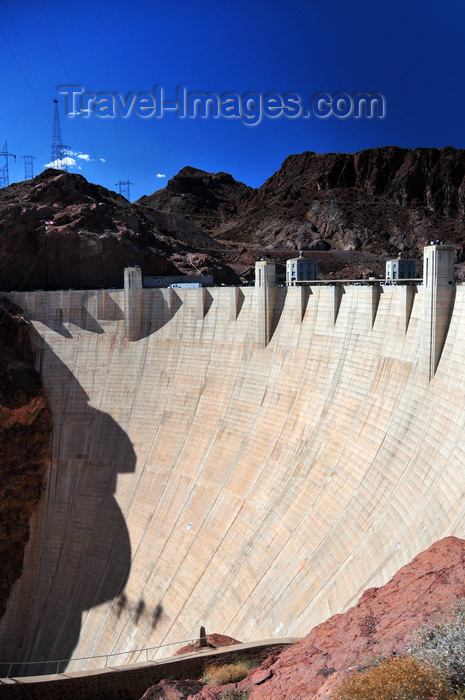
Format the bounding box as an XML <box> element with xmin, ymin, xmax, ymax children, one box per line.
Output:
<box><xmin>21</xmin><ymin>155</ymin><xmax>36</xmax><ymax>180</ymax></box>
<box><xmin>51</xmin><ymin>98</ymin><xmax>70</xmax><ymax>171</ymax></box>
<box><xmin>0</xmin><ymin>141</ymin><xmax>16</xmax><ymax>188</ymax></box>
<box><xmin>115</xmin><ymin>180</ymin><xmax>134</xmax><ymax>201</ymax></box>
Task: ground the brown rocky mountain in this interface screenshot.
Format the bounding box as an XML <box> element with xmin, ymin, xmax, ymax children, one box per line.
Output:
<box><xmin>137</xmin><ymin>166</ymin><xmax>252</xmax><ymax>234</ymax></box>
<box><xmin>0</xmin><ymin>169</ymin><xmax>238</xmax><ymax>291</ymax></box>
<box><xmin>229</xmin><ymin>146</ymin><xmax>465</xmax><ymax>256</ymax></box>
<box><xmin>4</xmin><ymin>147</ymin><xmax>465</xmax><ymax>291</ymax></box>
<box><xmin>139</xmin><ymin>147</ymin><xmax>465</xmax><ymax>272</ymax></box>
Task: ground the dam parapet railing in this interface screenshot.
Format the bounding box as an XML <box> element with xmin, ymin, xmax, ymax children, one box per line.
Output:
<box><xmin>0</xmin><ymin>640</ymin><xmax>298</xmax><ymax>700</ymax></box>
<box><xmin>1</xmin><ymin>636</ymin><xmax>298</xmax><ymax>678</ymax></box>
<box><xmin>0</xmin><ymin>636</ymin><xmax>202</xmax><ymax>677</ymax></box>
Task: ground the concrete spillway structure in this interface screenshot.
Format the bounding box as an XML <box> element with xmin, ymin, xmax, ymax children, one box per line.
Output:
<box><xmin>1</xmin><ymin>244</ymin><xmax>465</xmax><ymax>673</ymax></box>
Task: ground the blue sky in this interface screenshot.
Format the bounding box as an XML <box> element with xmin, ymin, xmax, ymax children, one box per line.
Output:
<box><xmin>1</xmin><ymin>0</ymin><xmax>464</xmax><ymax>201</ymax></box>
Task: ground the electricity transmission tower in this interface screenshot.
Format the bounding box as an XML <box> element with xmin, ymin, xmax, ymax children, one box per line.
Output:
<box><xmin>51</xmin><ymin>98</ymin><xmax>70</xmax><ymax>171</ymax></box>
<box><xmin>22</xmin><ymin>155</ymin><xmax>36</xmax><ymax>180</ymax></box>
<box><xmin>0</xmin><ymin>141</ymin><xmax>16</xmax><ymax>188</ymax></box>
<box><xmin>115</xmin><ymin>180</ymin><xmax>134</xmax><ymax>201</ymax></box>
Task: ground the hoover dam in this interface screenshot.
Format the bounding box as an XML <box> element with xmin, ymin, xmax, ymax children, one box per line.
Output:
<box><xmin>1</xmin><ymin>244</ymin><xmax>465</xmax><ymax>675</ymax></box>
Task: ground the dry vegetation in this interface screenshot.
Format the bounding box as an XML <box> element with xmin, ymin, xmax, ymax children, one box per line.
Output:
<box><xmin>334</xmin><ymin>655</ymin><xmax>456</xmax><ymax>700</ymax></box>
<box><xmin>407</xmin><ymin>598</ymin><xmax>465</xmax><ymax>690</ymax></box>
<box><xmin>335</xmin><ymin>598</ymin><xmax>465</xmax><ymax>699</ymax></box>
<box><xmin>219</xmin><ymin>691</ymin><xmax>249</xmax><ymax>700</ymax></box>
<box><xmin>201</xmin><ymin>659</ymin><xmax>258</xmax><ymax>686</ymax></box>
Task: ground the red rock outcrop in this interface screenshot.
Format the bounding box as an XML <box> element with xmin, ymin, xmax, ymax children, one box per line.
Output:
<box><xmin>186</xmin><ymin>537</ymin><xmax>465</xmax><ymax>700</ymax></box>
<box><xmin>0</xmin><ymin>297</ymin><xmax>52</xmax><ymax>619</ymax></box>
<box><xmin>175</xmin><ymin>633</ymin><xmax>242</xmax><ymax>655</ymax></box>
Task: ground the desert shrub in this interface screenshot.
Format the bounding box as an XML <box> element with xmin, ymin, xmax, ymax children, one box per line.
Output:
<box><xmin>407</xmin><ymin>598</ymin><xmax>465</xmax><ymax>690</ymax></box>
<box><xmin>220</xmin><ymin>692</ymin><xmax>249</xmax><ymax>700</ymax></box>
<box><xmin>333</xmin><ymin>655</ymin><xmax>455</xmax><ymax>700</ymax></box>
<box><xmin>202</xmin><ymin>661</ymin><xmax>252</xmax><ymax>686</ymax></box>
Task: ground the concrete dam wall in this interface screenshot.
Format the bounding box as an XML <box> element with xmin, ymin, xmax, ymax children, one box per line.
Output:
<box><xmin>2</xmin><ymin>246</ymin><xmax>465</xmax><ymax>673</ymax></box>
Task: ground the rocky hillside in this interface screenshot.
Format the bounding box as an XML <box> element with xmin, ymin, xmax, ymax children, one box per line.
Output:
<box><xmin>140</xmin><ymin>537</ymin><xmax>465</xmax><ymax>699</ymax></box>
<box><xmin>0</xmin><ymin>298</ymin><xmax>52</xmax><ymax>618</ymax></box>
<box><xmin>137</xmin><ymin>166</ymin><xmax>252</xmax><ymax>234</ymax></box>
<box><xmin>0</xmin><ymin>169</ymin><xmax>238</xmax><ymax>291</ymax></box>
<box><xmin>4</xmin><ymin>147</ymin><xmax>465</xmax><ymax>290</ymax></box>
<box><xmin>141</xmin><ymin>147</ymin><xmax>465</xmax><ymax>265</ymax></box>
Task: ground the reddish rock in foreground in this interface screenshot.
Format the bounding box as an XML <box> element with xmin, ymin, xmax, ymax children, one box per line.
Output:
<box><xmin>188</xmin><ymin>537</ymin><xmax>465</xmax><ymax>700</ymax></box>
<box><xmin>175</xmin><ymin>633</ymin><xmax>242</xmax><ymax>655</ymax></box>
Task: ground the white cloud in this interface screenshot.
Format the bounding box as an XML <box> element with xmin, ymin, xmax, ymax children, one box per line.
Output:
<box><xmin>68</xmin><ymin>108</ymin><xmax>91</xmax><ymax>117</ymax></box>
<box><xmin>62</xmin><ymin>149</ymin><xmax>93</xmax><ymax>162</ymax></box>
<box><xmin>156</xmin><ymin>173</ymin><xmax>166</xmax><ymax>178</ymax></box>
<box><xmin>44</xmin><ymin>156</ymin><xmax>77</xmax><ymax>169</ymax></box>
<box><xmin>44</xmin><ymin>151</ymin><xmax>105</xmax><ymax>171</ymax></box>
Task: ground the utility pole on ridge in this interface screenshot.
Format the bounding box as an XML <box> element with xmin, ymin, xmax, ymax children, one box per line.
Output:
<box><xmin>115</xmin><ymin>180</ymin><xmax>134</xmax><ymax>201</ymax></box>
<box><xmin>22</xmin><ymin>155</ymin><xmax>36</xmax><ymax>180</ymax></box>
<box><xmin>0</xmin><ymin>141</ymin><xmax>16</xmax><ymax>188</ymax></box>
<box><xmin>51</xmin><ymin>98</ymin><xmax>70</xmax><ymax>172</ymax></box>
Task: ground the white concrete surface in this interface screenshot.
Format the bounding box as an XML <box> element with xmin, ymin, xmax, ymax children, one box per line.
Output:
<box><xmin>1</xmin><ymin>270</ymin><xmax>465</xmax><ymax>672</ymax></box>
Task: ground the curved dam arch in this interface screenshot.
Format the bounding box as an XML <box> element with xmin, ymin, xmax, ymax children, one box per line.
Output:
<box><xmin>1</xmin><ymin>248</ymin><xmax>465</xmax><ymax>673</ymax></box>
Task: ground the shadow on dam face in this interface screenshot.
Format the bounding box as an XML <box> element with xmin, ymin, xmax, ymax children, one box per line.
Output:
<box><xmin>3</xmin><ymin>274</ymin><xmax>465</xmax><ymax>675</ymax></box>
<box><xmin>0</xmin><ymin>337</ymin><xmax>136</xmax><ymax>675</ymax></box>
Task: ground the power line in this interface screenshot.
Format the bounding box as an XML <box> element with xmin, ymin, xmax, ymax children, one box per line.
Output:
<box><xmin>0</xmin><ymin>25</ymin><xmax>51</xmax><ymax>126</ymax></box>
<box><xmin>39</xmin><ymin>0</ymin><xmax>106</xmax><ymax>179</ymax></box>
<box><xmin>95</xmin><ymin>0</ymin><xmax>125</xmax><ymax>172</ymax></box>
<box><xmin>40</xmin><ymin>0</ymin><xmax>70</xmax><ymax>80</ymax></box>
<box><xmin>0</xmin><ymin>230</ymin><xmax>32</xmax><ymax>271</ymax></box>
<box><xmin>0</xmin><ymin>232</ymin><xmax>47</xmax><ymax>326</ymax></box>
